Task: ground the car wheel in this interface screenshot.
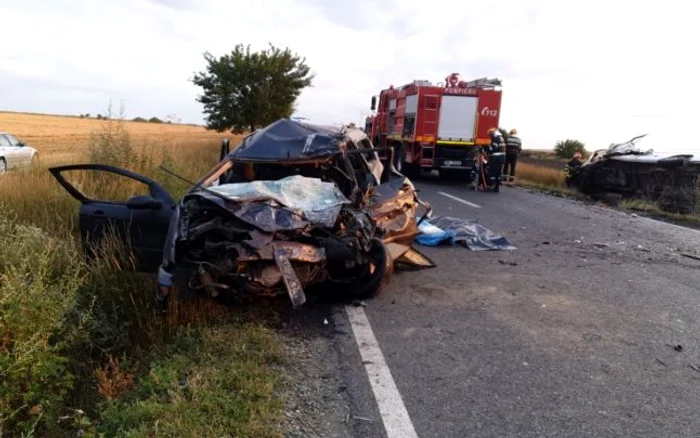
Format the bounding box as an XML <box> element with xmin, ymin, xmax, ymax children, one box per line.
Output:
<box><xmin>0</xmin><ymin>158</ymin><xmax>6</xmax><ymax>175</ymax></box>
<box><xmin>350</xmin><ymin>239</ymin><xmax>391</xmax><ymax>300</ymax></box>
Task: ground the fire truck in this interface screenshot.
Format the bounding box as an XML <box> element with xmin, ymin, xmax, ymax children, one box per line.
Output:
<box><xmin>365</xmin><ymin>73</ymin><xmax>503</xmax><ymax>180</ymax></box>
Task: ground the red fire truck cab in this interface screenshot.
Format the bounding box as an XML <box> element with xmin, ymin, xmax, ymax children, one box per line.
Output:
<box><xmin>366</xmin><ymin>73</ymin><xmax>503</xmax><ymax>180</ymax></box>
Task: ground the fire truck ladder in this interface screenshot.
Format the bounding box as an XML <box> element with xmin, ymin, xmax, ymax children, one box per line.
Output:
<box><xmin>464</xmin><ymin>77</ymin><xmax>502</xmax><ymax>89</ymax></box>
<box><xmin>419</xmin><ymin>94</ymin><xmax>440</xmax><ymax>166</ymax></box>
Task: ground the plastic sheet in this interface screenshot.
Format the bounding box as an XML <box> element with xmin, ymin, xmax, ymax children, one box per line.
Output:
<box><xmin>417</xmin><ymin>216</ymin><xmax>516</xmax><ymax>251</ymax></box>
<box><xmin>208</xmin><ymin>175</ymin><xmax>350</xmax><ymax>229</ymax></box>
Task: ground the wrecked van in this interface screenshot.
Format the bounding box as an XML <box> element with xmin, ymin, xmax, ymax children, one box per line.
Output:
<box><xmin>50</xmin><ymin>119</ymin><xmax>434</xmax><ymax>308</ymax></box>
<box><xmin>567</xmin><ymin>134</ymin><xmax>700</xmax><ymax>213</ymax></box>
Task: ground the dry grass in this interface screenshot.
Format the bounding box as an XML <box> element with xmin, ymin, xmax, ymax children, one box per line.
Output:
<box><xmin>0</xmin><ymin>111</ymin><xmax>243</xmax><ymax>236</ymax></box>
<box><xmin>520</xmin><ymin>149</ymin><xmax>558</xmax><ymax>160</ymax></box>
<box><xmin>515</xmin><ymin>161</ymin><xmax>566</xmax><ymax>188</ymax></box>
<box><xmin>0</xmin><ymin>111</ymin><xmax>228</xmax><ymax>165</ymax></box>
<box><xmin>0</xmin><ymin>111</ymin><xmax>287</xmax><ymax>437</ymax></box>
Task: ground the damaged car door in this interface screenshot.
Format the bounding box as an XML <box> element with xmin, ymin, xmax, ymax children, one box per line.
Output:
<box><xmin>49</xmin><ymin>164</ymin><xmax>176</xmax><ymax>272</ymax></box>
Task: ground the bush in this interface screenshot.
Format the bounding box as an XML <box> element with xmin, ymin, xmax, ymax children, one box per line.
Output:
<box><xmin>132</xmin><ymin>117</ymin><xmax>147</xmax><ymax>123</ymax></box>
<box><xmin>148</xmin><ymin>117</ymin><xmax>163</xmax><ymax>124</ymax></box>
<box><xmin>0</xmin><ymin>214</ymin><xmax>87</xmax><ymax>436</ymax></box>
<box><xmin>554</xmin><ymin>139</ymin><xmax>587</xmax><ymax>159</ymax></box>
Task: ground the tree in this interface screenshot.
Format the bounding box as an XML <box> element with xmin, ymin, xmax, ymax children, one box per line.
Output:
<box><xmin>191</xmin><ymin>43</ymin><xmax>315</xmax><ymax>134</ymax></box>
<box><xmin>148</xmin><ymin>117</ymin><xmax>163</xmax><ymax>124</ymax></box>
<box><xmin>165</xmin><ymin>113</ymin><xmax>181</xmax><ymax>124</ymax></box>
<box><xmin>554</xmin><ymin>139</ymin><xmax>587</xmax><ymax>159</ymax></box>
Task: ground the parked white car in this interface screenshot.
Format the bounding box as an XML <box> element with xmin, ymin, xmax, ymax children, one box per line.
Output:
<box><xmin>0</xmin><ymin>132</ymin><xmax>39</xmax><ymax>174</ymax></box>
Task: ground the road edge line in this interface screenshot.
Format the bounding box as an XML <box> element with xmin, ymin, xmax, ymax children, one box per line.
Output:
<box><xmin>345</xmin><ymin>305</ymin><xmax>419</xmax><ymax>438</ymax></box>
<box><xmin>438</xmin><ymin>191</ymin><xmax>482</xmax><ymax>208</ymax></box>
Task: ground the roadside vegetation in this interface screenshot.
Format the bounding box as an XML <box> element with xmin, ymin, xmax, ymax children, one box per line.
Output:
<box><xmin>0</xmin><ymin>107</ymin><xmax>291</xmax><ymax>437</ymax></box>
<box><xmin>1</xmin><ymin>39</ymin><xmax>319</xmax><ymax>436</ymax></box>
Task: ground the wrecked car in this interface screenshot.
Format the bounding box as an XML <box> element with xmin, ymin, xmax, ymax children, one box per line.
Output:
<box><xmin>566</xmin><ymin>134</ymin><xmax>700</xmax><ymax>213</ymax></box>
<box><xmin>50</xmin><ymin>119</ymin><xmax>434</xmax><ymax>308</ymax></box>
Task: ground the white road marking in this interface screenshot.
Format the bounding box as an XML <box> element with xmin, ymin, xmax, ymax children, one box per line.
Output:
<box><xmin>345</xmin><ymin>305</ymin><xmax>419</xmax><ymax>438</ymax></box>
<box><xmin>438</xmin><ymin>191</ymin><xmax>482</xmax><ymax>208</ymax></box>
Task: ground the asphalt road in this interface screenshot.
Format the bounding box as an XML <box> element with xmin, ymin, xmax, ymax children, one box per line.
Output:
<box><xmin>286</xmin><ymin>175</ymin><xmax>700</xmax><ymax>438</ymax></box>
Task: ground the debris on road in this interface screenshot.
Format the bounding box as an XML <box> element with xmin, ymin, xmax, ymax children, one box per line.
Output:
<box><xmin>689</xmin><ymin>365</ymin><xmax>700</xmax><ymax>373</ymax></box>
<box><xmin>635</xmin><ymin>244</ymin><xmax>651</xmax><ymax>253</ymax></box>
<box><xmin>416</xmin><ymin>216</ymin><xmax>516</xmax><ymax>251</ymax></box>
<box><xmin>681</xmin><ymin>252</ymin><xmax>700</xmax><ymax>262</ymax></box>
<box><xmin>655</xmin><ymin>358</ymin><xmax>667</xmax><ymax>367</ymax></box>
<box><xmin>666</xmin><ymin>343</ymin><xmax>684</xmax><ymax>352</ymax></box>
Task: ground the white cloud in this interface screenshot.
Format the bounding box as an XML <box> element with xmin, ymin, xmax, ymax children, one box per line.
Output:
<box><xmin>1</xmin><ymin>0</ymin><xmax>698</xmax><ymax>152</ymax></box>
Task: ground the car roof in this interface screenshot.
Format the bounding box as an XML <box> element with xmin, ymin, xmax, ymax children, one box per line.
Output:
<box><xmin>227</xmin><ymin>118</ymin><xmax>358</xmax><ymax>162</ymax></box>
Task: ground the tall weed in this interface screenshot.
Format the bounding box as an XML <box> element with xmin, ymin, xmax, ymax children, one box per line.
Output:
<box><xmin>0</xmin><ymin>214</ymin><xmax>87</xmax><ymax>436</ymax></box>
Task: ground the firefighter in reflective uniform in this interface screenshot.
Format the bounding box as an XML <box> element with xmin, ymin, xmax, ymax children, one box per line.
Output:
<box><xmin>503</xmin><ymin>129</ymin><xmax>522</xmax><ymax>185</ymax></box>
<box><xmin>564</xmin><ymin>151</ymin><xmax>584</xmax><ymax>187</ymax></box>
<box><xmin>486</xmin><ymin>141</ymin><xmax>505</xmax><ymax>192</ymax></box>
<box><xmin>473</xmin><ymin>128</ymin><xmax>505</xmax><ymax>191</ymax></box>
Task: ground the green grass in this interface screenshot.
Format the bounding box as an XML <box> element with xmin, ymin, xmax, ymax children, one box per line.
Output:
<box><xmin>621</xmin><ymin>198</ymin><xmax>700</xmax><ymax>228</ymax></box>
<box><xmin>0</xmin><ymin>114</ymin><xmax>285</xmax><ymax>437</ymax></box>
<box><xmin>91</xmin><ymin>323</ymin><xmax>284</xmax><ymax>438</ymax></box>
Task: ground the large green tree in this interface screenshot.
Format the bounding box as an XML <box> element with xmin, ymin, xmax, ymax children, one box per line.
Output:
<box><xmin>191</xmin><ymin>43</ymin><xmax>315</xmax><ymax>133</ymax></box>
<box><xmin>554</xmin><ymin>139</ymin><xmax>588</xmax><ymax>158</ymax></box>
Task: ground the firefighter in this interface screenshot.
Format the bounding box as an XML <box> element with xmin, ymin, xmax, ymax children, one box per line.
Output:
<box><xmin>564</xmin><ymin>151</ymin><xmax>584</xmax><ymax>187</ymax></box>
<box><xmin>475</xmin><ymin>128</ymin><xmax>505</xmax><ymax>191</ymax></box>
<box><xmin>488</xmin><ymin>127</ymin><xmax>505</xmax><ymax>152</ymax></box>
<box><xmin>503</xmin><ymin>129</ymin><xmax>522</xmax><ymax>184</ymax></box>
<box><xmin>487</xmin><ymin>141</ymin><xmax>506</xmax><ymax>192</ymax></box>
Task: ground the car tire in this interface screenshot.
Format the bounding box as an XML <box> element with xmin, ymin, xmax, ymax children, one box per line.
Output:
<box><xmin>350</xmin><ymin>239</ymin><xmax>391</xmax><ymax>300</ymax></box>
<box><xmin>0</xmin><ymin>158</ymin><xmax>6</xmax><ymax>175</ymax></box>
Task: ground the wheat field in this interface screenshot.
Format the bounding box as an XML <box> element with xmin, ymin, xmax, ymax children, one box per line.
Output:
<box><xmin>0</xmin><ymin>111</ymin><xmax>232</xmax><ymax>164</ymax></box>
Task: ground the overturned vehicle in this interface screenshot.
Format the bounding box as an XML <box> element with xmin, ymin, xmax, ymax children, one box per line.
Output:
<box><xmin>566</xmin><ymin>134</ymin><xmax>700</xmax><ymax>214</ymax></box>
<box><xmin>50</xmin><ymin>119</ymin><xmax>435</xmax><ymax>308</ymax></box>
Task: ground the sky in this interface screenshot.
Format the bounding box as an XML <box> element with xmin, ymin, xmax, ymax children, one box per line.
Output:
<box><xmin>1</xmin><ymin>0</ymin><xmax>699</xmax><ymax>152</ymax></box>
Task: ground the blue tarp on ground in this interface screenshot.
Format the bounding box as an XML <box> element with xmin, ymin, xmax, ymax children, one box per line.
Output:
<box><xmin>417</xmin><ymin>216</ymin><xmax>516</xmax><ymax>251</ymax></box>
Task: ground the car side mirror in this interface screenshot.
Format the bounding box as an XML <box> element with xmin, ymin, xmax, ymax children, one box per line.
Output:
<box><xmin>127</xmin><ymin>195</ymin><xmax>163</xmax><ymax>210</ymax></box>
<box><xmin>17</xmin><ymin>142</ymin><xmax>25</xmax><ymax>147</ymax></box>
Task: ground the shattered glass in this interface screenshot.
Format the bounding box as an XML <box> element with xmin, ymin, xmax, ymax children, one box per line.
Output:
<box><xmin>208</xmin><ymin>175</ymin><xmax>350</xmax><ymax>228</ymax></box>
